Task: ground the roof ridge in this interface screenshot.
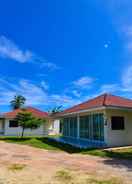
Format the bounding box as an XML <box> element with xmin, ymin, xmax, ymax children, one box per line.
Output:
<box><xmin>26</xmin><ymin>106</ymin><xmax>48</xmax><ymax>113</ymax></box>
<box><xmin>4</xmin><ymin>106</ymin><xmax>48</xmax><ymax>115</ymax></box>
<box><xmin>63</xmin><ymin>93</ymin><xmax>107</xmax><ymax>113</ymax></box>
<box><xmin>102</xmin><ymin>93</ymin><xmax>108</xmax><ymax>106</ymax></box>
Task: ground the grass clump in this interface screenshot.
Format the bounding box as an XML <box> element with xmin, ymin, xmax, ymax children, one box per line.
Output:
<box><xmin>8</xmin><ymin>163</ymin><xmax>26</xmax><ymax>171</ymax></box>
<box><xmin>55</xmin><ymin>169</ymin><xmax>73</xmax><ymax>183</ymax></box>
<box><xmin>85</xmin><ymin>177</ymin><xmax>122</xmax><ymax>184</ymax></box>
<box><xmin>54</xmin><ymin>171</ymin><xmax>122</xmax><ymax>184</ymax></box>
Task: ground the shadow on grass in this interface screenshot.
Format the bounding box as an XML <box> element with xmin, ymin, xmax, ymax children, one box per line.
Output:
<box><xmin>37</xmin><ymin>137</ymin><xmax>86</xmax><ymax>153</ymax></box>
<box><xmin>0</xmin><ymin>137</ymin><xmax>30</xmax><ymax>142</ymax></box>
<box><xmin>1</xmin><ymin>137</ymin><xmax>132</xmax><ymax>160</ymax></box>
<box><xmin>0</xmin><ymin>136</ymin><xmax>95</xmax><ymax>153</ymax></box>
<box><xmin>37</xmin><ymin>137</ymin><xmax>132</xmax><ymax>158</ymax></box>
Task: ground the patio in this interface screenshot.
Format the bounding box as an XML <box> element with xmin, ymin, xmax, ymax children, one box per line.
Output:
<box><xmin>50</xmin><ymin>137</ymin><xmax>106</xmax><ymax>148</ymax></box>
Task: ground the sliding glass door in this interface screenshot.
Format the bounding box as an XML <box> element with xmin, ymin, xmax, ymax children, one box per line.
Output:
<box><xmin>62</xmin><ymin>117</ymin><xmax>77</xmax><ymax>138</ymax></box>
<box><xmin>93</xmin><ymin>114</ymin><xmax>104</xmax><ymax>141</ymax></box>
<box><xmin>80</xmin><ymin>113</ymin><xmax>104</xmax><ymax>141</ymax></box>
<box><xmin>80</xmin><ymin>116</ymin><xmax>92</xmax><ymax>139</ymax></box>
<box><xmin>62</xmin><ymin>113</ymin><xmax>104</xmax><ymax>141</ymax></box>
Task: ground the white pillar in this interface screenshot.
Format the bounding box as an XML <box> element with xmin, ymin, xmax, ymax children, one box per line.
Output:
<box><xmin>90</xmin><ymin>113</ymin><xmax>93</xmax><ymax>140</ymax></box>
<box><xmin>104</xmin><ymin>110</ymin><xmax>108</xmax><ymax>145</ymax></box>
<box><xmin>77</xmin><ymin>115</ymin><xmax>80</xmax><ymax>139</ymax></box>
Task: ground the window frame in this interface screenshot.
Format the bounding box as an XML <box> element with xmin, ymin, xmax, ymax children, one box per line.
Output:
<box><xmin>111</xmin><ymin>116</ymin><xmax>125</xmax><ymax>130</ymax></box>
<box><xmin>62</xmin><ymin>117</ymin><xmax>77</xmax><ymax>138</ymax></box>
<box><xmin>9</xmin><ymin>120</ymin><xmax>19</xmax><ymax>128</ymax></box>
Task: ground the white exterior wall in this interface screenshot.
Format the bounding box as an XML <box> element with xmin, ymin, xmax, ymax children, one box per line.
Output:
<box><xmin>53</xmin><ymin>119</ymin><xmax>60</xmax><ymax>134</ymax></box>
<box><xmin>4</xmin><ymin>119</ymin><xmax>51</xmax><ymax>136</ymax></box>
<box><xmin>105</xmin><ymin>109</ymin><xmax>132</xmax><ymax>147</ymax></box>
<box><xmin>48</xmin><ymin>119</ymin><xmax>60</xmax><ymax>135</ymax></box>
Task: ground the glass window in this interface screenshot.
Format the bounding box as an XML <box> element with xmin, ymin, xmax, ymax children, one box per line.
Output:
<box><xmin>80</xmin><ymin>113</ymin><xmax>104</xmax><ymax>141</ymax></box>
<box><xmin>9</xmin><ymin>120</ymin><xmax>18</xmax><ymax>128</ymax></box>
<box><xmin>80</xmin><ymin>116</ymin><xmax>91</xmax><ymax>139</ymax></box>
<box><xmin>93</xmin><ymin>114</ymin><xmax>104</xmax><ymax>141</ymax></box>
<box><xmin>111</xmin><ymin>116</ymin><xmax>125</xmax><ymax>130</ymax></box>
<box><xmin>93</xmin><ymin>114</ymin><xmax>99</xmax><ymax>140</ymax></box>
<box><xmin>62</xmin><ymin>113</ymin><xmax>104</xmax><ymax>141</ymax></box>
<box><xmin>62</xmin><ymin>117</ymin><xmax>77</xmax><ymax>137</ymax></box>
<box><xmin>99</xmin><ymin>114</ymin><xmax>104</xmax><ymax>141</ymax></box>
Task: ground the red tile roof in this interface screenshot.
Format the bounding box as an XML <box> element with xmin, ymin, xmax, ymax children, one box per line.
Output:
<box><xmin>4</xmin><ymin>107</ymin><xmax>48</xmax><ymax>119</ymax></box>
<box><xmin>60</xmin><ymin>94</ymin><xmax>132</xmax><ymax>115</ymax></box>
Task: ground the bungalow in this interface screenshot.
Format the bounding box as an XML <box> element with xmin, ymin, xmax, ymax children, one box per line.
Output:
<box><xmin>56</xmin><ymin>94</ymin><xmax>132</xmax><ymax>148</ymax></box>
<box><xmin>0</xmin><ymin>107</ymin><xmax>57</xmax><ymax>136</ymax></box>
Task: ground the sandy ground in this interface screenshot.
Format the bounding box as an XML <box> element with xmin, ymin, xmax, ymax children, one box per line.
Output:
<box><xmin>0</xmin><ymin>141</ymin><xmax>132</xmax><ymax>183</ymax></box>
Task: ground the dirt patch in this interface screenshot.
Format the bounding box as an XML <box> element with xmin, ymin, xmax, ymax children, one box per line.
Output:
<box><xmin>0</xmin><ymin>141</ymin><xmax>131</xmax><ymax>183</ymax></box>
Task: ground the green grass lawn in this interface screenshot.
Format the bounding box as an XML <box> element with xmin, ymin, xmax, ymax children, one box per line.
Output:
<box><xmin>0</xmin><ymin>136</ymin><xmax>132</xmax><ymax>159</ymax></box>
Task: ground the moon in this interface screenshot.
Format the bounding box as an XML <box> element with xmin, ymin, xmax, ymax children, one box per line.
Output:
<box><xmin>104</xmin><ymin>44</ymin><xmax>109</xmax><ymax>48</ymax></box>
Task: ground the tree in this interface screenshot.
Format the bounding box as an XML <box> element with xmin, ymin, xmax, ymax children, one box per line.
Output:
<box><xmin>49</xmin><ymin>105</ymin><xmax>63</xmax><ymax>114</ymax></box>
<box><xmin>10</xmin><ymin>95</ymin><xmax>26</xmax><ymax>110</ymax></box>
<box><xmin>15</xmin><ymin>110</ymin><xmax>46</xmax><ymax>137</ymax></box>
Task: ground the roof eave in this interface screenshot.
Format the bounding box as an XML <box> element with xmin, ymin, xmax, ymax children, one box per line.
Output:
<box><xmin>55</xmin><ymin>105</ymin><xmax>132</xmax><ymax>118</ymax></box>
<box><xmin>56</xmin><ymin>106</ymin><xmax>106</xmax><ymax>117</ymax></box>
<box><xmin>105</xmin><ymin>106</ymin><xmax>132</xmax><ymax>111</ymax></box>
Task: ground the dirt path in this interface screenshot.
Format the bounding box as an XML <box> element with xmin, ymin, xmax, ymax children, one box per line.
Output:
<box><xmin>0</xmin><ymin>141</ymin><xmax>132</xmax><ymax>183</ymax></box>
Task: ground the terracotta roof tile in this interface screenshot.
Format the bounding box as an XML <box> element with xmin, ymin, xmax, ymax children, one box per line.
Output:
<box><xmin>4</xmin><ymin>107</ymin><xmax>48</xmax><ymax>119</ymax></box>
<box><xmin>59</xmin><ymin>94</ymin><xmax>132</xmax><ymax>115</ymax></box>
<box><xmin>105</xmin><ymin>94</ymin><xmax>132</xmax><ymax>108</ymax></box>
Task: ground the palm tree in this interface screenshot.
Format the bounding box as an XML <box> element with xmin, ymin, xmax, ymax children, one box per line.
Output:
<box><xmin>10</xmin><ymin>95</ymin><xmax>26</xmax><ymax>110</ymax></box>
<box><xmin>49</xmin><ymin>105</ymin><xmax>63</xmax><ymax>114</ymax></box>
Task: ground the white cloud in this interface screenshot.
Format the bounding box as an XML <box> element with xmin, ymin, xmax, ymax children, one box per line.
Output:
<box><xmin>0</xmin><ymin>35</ymin><xmax>59</xmax><ymax>70</ymax></box>
<box><xmin>100</xmin><ymin>84</ymin><xmax>120</xmax><ymax>93</ymax></box>
<box><xmin>41</xmin><ymin>81</ymin><xmax>49</xmax><ymax>90</ymax></box>
<box><xmin>121</xmin><ymin>25</ymin><xmax>132</xmax><ymax>54</ymax></box>
<box><xmin>73</xmin><ymin>76</ymin><xmax>95</xmax><ymax>89</ymax></box>
<box><xmin>0</xmin><ymin>78</ymin><xmax>79</xmax><ymax>108</ymax></box>
<box><xmin>49</xmin><ymin>94</ymin><xmax>82</xmax><ymax>108</ymax></box>
<box><xmin>72</xmin><ymin>90</ymin><xmax>81</xmax><ymax>97</ymax></box>
<box><xmin>0</xmin><ymin>36</ymin><xmax>32</xmax><ymax>63</ymax></box>
<box><xmin>0</xmin><ymin>79</ymin><xmax>47</xmax><ymax>105</ymax></box>
<box><xmin>63</xmin><ymin>76</ymin><xmax>95</xmax><ymax>101</ymax></box>
<box><xmin>39</xmin><ymin>61</ymin><xmax>60</xmax><ymax>70</ymax></box>
<box><xmin>50</xmin><ymin>94</ymin><xmax>71</xmax><ymax>103</ymax></box>
<box><xmin>122</xmin><ymin>65</ymin><xmax>132</xmax><ymax>92</ymax></box>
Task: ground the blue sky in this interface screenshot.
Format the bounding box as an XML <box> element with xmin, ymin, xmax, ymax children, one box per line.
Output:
<box><xmin>0</xmin><ymin>0</ymin><xmax>132</xmax><ymax>112</ymax></box>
